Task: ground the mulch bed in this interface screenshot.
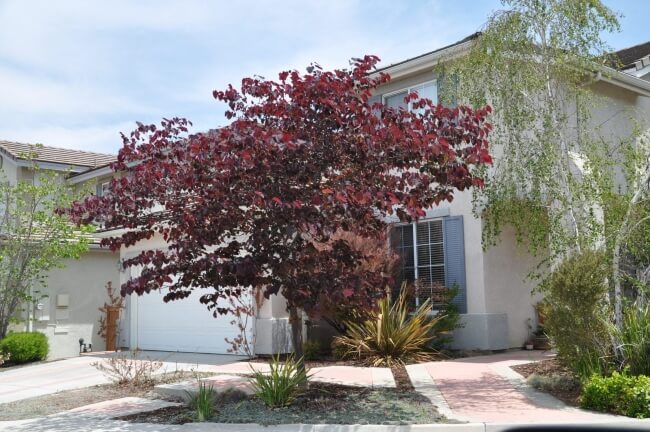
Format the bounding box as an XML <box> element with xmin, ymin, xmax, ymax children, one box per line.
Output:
<box><xmin>511</xmin><ymin>358</ymin><xmax>582</xmax><ymax>407</ymax></box>
<box><xmin>119</xmin><ymin>382</ymin><xmax>445</xmax><ymax>425</ymax></box>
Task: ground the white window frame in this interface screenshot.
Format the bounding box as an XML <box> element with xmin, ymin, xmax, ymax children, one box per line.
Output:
<box><xmin>97</xmin><ymin>180</ymin><xmax>110</xmax><ymax>197</ymax></box>
<box><xmin>390</xmin><ymin>216</ymin><xmax>445</xmax><ymax>305</ymax></box>
<box><xmin>381</xmin><ymin>79</ymin><xmax>438</xmax><ymax>112</ymax></box>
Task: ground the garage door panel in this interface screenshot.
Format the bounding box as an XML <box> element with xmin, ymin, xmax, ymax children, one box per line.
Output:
<box><xmin>136</xmin><ymin>287</ymin><xmax>252</xmax><ymax>354</ymax></box>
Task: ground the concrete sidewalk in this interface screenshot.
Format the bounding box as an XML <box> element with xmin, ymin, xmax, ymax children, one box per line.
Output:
<box><xmin>0</xmin><ymin>351</ymin><xmax>243</xmax><ymax>404</ymax></box>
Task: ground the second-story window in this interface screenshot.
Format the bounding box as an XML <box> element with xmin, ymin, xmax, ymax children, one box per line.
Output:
<box><xmin>382</xmin><ymin>80</ymin><xmax>437</xmax><ymax>112</ymax></box>
<box><xmin>96</xmin><ymin>181</ymin><xmax>110</xmax><ymax>197</ymax></box>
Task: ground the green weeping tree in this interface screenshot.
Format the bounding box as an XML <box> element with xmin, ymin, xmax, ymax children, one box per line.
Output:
<box><xmin>0</xmin><ymin>155</ymin><xmax>92</xmax><ymax>338</ymax></box>
<box><xmin>436</xmin><ymin>0</ymin><xmax>650</xmax><ymax>322</ymax></box>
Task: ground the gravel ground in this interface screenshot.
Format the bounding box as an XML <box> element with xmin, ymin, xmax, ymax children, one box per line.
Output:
<box><xmin>511</xmin><ymin>358</ymin><xmax>582</xmax><ymax>406</ymax></box>
<box><xmin>119</xmin><ymin>383</ymin><xmax>447</xmax><ymax>426</ymax></box>
<box><xmin>0</xmin><ymin>371</ymin><xmax>212</xmax><ymax>421</ymax></box>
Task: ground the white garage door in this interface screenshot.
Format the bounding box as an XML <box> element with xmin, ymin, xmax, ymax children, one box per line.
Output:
<box><xmin>135</xmin><ymin>288</ymin><xmax>252</xmax><ymax>354</ymax></box>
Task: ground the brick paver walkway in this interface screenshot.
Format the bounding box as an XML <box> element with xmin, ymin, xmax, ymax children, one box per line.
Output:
<box><xmin>418</xmin><ymin>350</ymin><xmax>621</xmax><ymax>423</ymax></box>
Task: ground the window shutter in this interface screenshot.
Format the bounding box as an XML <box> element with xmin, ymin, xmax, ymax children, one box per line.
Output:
<box><xmin>95</xmin><ymin>183</ymin><xmax>102</xmax><ymax>196</ymax></box>
<box><xmin>443</xmin><ymin>216</ymin><xmax>467</xmax><ymax>313</ymax></box>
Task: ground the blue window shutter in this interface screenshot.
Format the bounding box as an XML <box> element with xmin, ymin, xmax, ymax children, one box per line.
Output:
<box><xmin>443</xmin><ymin>216</ymin><xmax>467</xmax><ymax>313</ymax></box>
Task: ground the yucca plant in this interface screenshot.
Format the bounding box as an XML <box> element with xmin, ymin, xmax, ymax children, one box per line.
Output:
<box><xmin>249</xmin><ymin>355</ymin><xmax>310</xmax><ymax>408</ymax></box>
<box><xmin>187</xmin><ymin>380</ymin><xmax>215</xmax><ymax>421</ymax></box>
<box><xmin>332</xmin><ymin>283</ymin><xmax>445</xmax><ymax>366</ymax></box>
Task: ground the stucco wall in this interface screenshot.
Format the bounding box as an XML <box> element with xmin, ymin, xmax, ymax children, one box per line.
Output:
<box><xmin>33</xmin><ymin>249</ymin><xmax>120</xmax><ymax>359</ymax></box>
<box><xmin>482</xmin><ymin>227</ymin><xmax>543</xmax><ymax>348</ymax></box>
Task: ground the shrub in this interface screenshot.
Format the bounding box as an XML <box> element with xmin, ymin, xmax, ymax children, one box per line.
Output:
<box><xmin>91</xmin><ymin>349</ymin><xmax>162</xmax><ymax>386</ymax></box>
<box><xmin>527</xmin><ymin>373</ymin><xmax>580</xmax><ymax>393</ymax></box>
<box><xmin>429</xmin><ymin>284</ymin><xmax>462</xmax><ymax>349</ymax></box>
<box><xmin>249</xmin><ymin>355</ymin><xmax>309</xmax><ymax>408</ymax></box>
<box><xmin>332</xmin><ymin>283</ymin><xmax>444</xmax><ymax>366</ymax></box>
<box><xmin>303</xmin><ymin>340</ymin><xmax>321</xmax><ymax>361</ymax></box>
<box><xmin>188</xmin><ymin>380</ymin><xmax>215</xmax><ymax>421</ymax></box>
<box><xmin>581</xmin><ymin>371</ymin><xmax>650</xmax><ymax>418</ymax></box>
<box><xmin>0</xmin><ymin>332</ymin><xmax>48</xmax><ymax>364</ymax></box>
<box><xmin>614</xmin><ymin>301</ymin><xmax>650</xmax><ymax>376</ymax></box>
<box><xmin>543</xmin><ymin>250</ymin><xmax>612</xmax><ymax>378</ymax></box>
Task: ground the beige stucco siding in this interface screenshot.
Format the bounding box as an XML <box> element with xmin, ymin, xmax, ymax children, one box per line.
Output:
<box><xmin>34</xmin><ymin>249</ymin><xmax>120</xmax><ymax>359</ymax></box>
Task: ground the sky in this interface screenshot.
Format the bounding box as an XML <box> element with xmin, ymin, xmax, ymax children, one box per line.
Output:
<box><xmin>1</xmin><ymin>0</ymin><xmax>648</xmax><ymax>155</ymax></box>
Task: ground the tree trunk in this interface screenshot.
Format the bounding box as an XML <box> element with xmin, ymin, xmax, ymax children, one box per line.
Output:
<box><xmin>288</xmin><ymin>306</ymin><xmax>305</xmax><ymax>373</ymax></box>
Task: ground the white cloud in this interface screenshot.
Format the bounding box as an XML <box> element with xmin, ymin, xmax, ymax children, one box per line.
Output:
<box><xmin>0</xmin><ymin>0</ymin><xmax>489</xmax><ymax>152</ymax></box>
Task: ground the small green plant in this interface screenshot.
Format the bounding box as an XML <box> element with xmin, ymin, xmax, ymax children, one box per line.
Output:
<box><xmin>249</xmin><ymin>355</ymin><xmax>309</xmax><ymax>408</ymax></box>
<box><xmin>303</xmin><ymin>340</ymin><xmax>321</xmax><ymax>361</ymax></box>
<box><xmin>332</xmin><ymin>283</ymin><xmax>444</xmax><ymax>366</ymax></box>
<box><xmin>527</xmin><ymin>373</ymin><xmax>580</xmax><ymax>393</ymax></box>
<box><xmin>581</xmin><ymin>370</ymin><xmax>650</xmax><ymax>418</ymax></box>
<box><xmin>188</xmin><ymin>380</ymin><xmax>215</xmax><ymax>421</ymax></box>
<box><xmin>0</xmin><ymin>332</ymin><xmax>48</xmax><ymax>364</ymax></box>
<box><xmin>429</xmin><ymin>283</ymin><xmax>462</xmax><ymax>349</ymax></box>
<box><xmin>614</xmin><ymin>301</ymin><xmax>650</xmax><ymax>376</ymax></box>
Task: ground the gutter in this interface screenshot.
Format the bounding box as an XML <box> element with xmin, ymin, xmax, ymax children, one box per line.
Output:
<box><xmin>596</xmin><ymin>68</ymin><xmax>650</xmax><ymax>97</ymax></box>
<box><xmin>370</xmin><ymin>39</ymin><xmax>475</xmax><ymax>81</ymax></box>
<box><xmin>67</xmin><ymin>165</ymin><xmax>113</xmax><ymax>184</ymax></box>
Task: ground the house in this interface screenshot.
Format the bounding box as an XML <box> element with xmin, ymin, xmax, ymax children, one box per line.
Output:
<box><xmin>4</xmin><ymin>35</ymin><xmax>650</xmax><ymax>359</ymax></box>
<box><xmin>0</xmin><ymin>141</ymin><xmax>120</xmax><ymax>359</ymax></box>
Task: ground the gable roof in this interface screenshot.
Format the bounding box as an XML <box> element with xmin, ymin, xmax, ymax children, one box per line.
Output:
<box><xmin>373</xmin><ymin>33</ymin><xmax>481</xmax><ymax>75</ymax></box>
<box><xmin>613</xmin><ymin>41</ymin><xmax>650</xmax><ymax>69</ymax></box>
<box><xmin>0</xmin><ymin>140</ymin><xmax>116</xmax><ymax>169</ymax></box>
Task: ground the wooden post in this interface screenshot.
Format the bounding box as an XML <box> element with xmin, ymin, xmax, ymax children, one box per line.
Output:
<box><xmin>106</xmin><ymin>306</ymin><xmax>120</xmax><ymax>351</ymax></box>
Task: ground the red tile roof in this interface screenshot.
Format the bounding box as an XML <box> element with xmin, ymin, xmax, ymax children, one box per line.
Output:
<box><xmin>0</xmin><ymin>140</ymin><xmax>116</xmax><ymax>168</ymax></box>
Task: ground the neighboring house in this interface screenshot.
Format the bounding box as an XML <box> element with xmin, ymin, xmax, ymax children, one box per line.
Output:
<box><xmin>4</xmin><ymin>36</ymin><xmax>650</xmax><ymax>360</ymax></box>
<box><xmin>0</xmin><ymin>141</ymin><xmax>120</xmax><ymax>359</ymax></box>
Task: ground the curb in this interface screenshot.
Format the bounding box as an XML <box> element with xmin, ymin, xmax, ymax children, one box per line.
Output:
<box><xmin>172</xmin><ymin>419</ymin><xmax>650</xmax><ymax>431</ymax></box>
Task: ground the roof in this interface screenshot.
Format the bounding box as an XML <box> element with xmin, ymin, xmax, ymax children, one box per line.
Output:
<box><xmin>0</xmin><ymin>140</ymin><xmax>116</xmax><ymax>168</ymax></box>
<box><xmin>613</xmin><ymin>41</ymin><xmax>650</xmax><ymax>69</ymax></box>
<box><xmin>373</xmin><ymin>33</ymin><xmax>480</xmax><ymax>74</ymax></box>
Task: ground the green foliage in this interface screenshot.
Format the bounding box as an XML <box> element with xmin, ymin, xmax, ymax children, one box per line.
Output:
<box><xmin>303</xmin><ymin>340</ymin><xmax>321</xmax><ymax>361</ymax></box>
<box><xmin>188</xmin><ymin>380</ymin><xmax>215</xmax><ymax>422</ymax></box>
<box><xmin>614</xmin><ymin>301</ymin><xmax>650</xmax><ymax>376</ymax></box>
<box><xmin>527</xmin><ymin>373</ymin><xmax>580</xmax><ymax>393</ymax></box>
<box><xmin>332</xmin><ymin>284</ymin><xmax>444</xmax><ymax>366</ymax></box>
<box><xmin>249</xmin><ymin>355</ymin><xmax>309</xmax><ymax>408</ymax></box>
<box><xmin>543</xmin><ymin>250</ymin><xmax>612</xmax><ymax>377</ymax></box>
<box><xmin>581</xmin><ymin>370</ymin><xmax>650</xmax><ymax>418</ymax></box>
<box><xmin>438</xmin><ymin>0</ymin><xmax>621</xmax><ymax>259</ymax></box>
<box><xmin>0</xmin><ymin>332</ymin><xmax>48</xmax><ymax>364</ymax></box>
<box><xmin>0</xmin><ymin>158</ymin><xmax>92</xmax><ymax>338</ymax></box>
<box><xmin>429</xmin><ymin>284</ymin><xmax>463</xmax><ymax>349</ymax></box>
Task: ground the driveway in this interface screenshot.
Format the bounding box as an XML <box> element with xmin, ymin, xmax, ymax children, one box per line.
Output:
<box><xmin>0</xmin><ymin>351</ymin><xmax>243</xmax><ymax>404</ymax></box>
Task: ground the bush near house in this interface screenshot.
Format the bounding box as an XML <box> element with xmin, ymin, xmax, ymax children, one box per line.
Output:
<box><xmin>332</xmin><ymin>284</ymin><xmax>445</xmax><ymax>366</ymax></box>
<box><xmin>581</xmin><ymin>371</ymin><xmax>650</xmax><ymax>418</ymax></box>
<box><xmin>0</xmin><ymin>332</ymin><xmax>48</xmax><ymax>364</ymax></box>
<box><xmin>543</xmin><ymin>250</ymin><xmax>612</xmax><ymax>378</ymax></box>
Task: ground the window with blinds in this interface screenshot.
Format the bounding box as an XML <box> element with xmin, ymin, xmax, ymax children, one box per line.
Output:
<box><xmin>391</xmin><ymin>219</ymin><xmax>446</xmax><ymax>300</ymax></box>
<box><xmin>382</xmin><ymin>81</ymin><xmax>437</xmax><ymax>112</ymax></box>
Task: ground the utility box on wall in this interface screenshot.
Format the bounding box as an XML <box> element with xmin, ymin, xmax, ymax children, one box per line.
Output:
<box><xmin>55</xmin><ymin>293</ymin><xmax>70</xmax><ymax>320</ymax></box>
